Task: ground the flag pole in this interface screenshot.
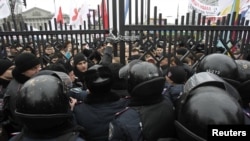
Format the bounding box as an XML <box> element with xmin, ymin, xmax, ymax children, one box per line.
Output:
<box><xmin>177</xmin><ymin>0</ymin><xmax>180</xmax><ymax>21</ymax></box>
<box><xmin>54</xmin><ymin>0</ymin><xmax>56</xmax><ymax>13</ymax></box>
<box><xmin>9</xmin><ymin>0</ymin><xmax>17</xmax><ymax>30</ymax></box>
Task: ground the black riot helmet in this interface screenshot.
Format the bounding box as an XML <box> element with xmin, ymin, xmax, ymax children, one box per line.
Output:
<box><xmin>235</xmin><ymin>59</ymin><xmax>250</xmax><ymax>107</ymax></box>
<box><xmin>178</xmin><ymin>72</ymin><xmax>242</xmax><ymax>107</ymax></box>
<box><xmin>196</xmin><ymin>53</ymin><xmax>240</xmax><ymax>88</ymax></box>
<box><xmin>235</xmin><ymin>59</ymin><xmax>250</xmax><ymax>82</ymax></box>
<box><xmin>15</xmin><ymin>70</ymin><xmax>73</xmax><ymax>131</ymax></box>
<box><xmin>84</xmin><ymin>64</ymin><xmax>113</xmax><ymax>94</ymax></box>
<box><xmin>119</xmin><ymin>60</ymin><xmax>165</xmax><ymax>103</ymax></box>
<box><xmin>176</xmin><ymin>86</ymin><xmax>244</xmax><ymax>141</ymax></box>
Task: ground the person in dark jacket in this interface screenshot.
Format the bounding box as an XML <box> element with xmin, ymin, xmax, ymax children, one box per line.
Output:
<box><xmin>0</xmin><ymin>59</ymin><xmax>14</xmax><ymax>141</ymax></box>
<box><xmin>73</xmin><ymin>52</ymin><xmax>93</xmax><ymax>90</ymax></box>
<box><xmin>9</xmin><ymin>71</ymin><xmax>86</xmax><ymax>141</ymax></box>
<box><xmin>72</xmin><ymin>64</ymin><xmax>128</xmax><ymax>141</ymax></box>
<box><xmin>0</xmin><ymin>59</ymin><xmax>14</xmax><ymax>106</ymax></box>
<box><xmin>41</xmin><ymin>43</ymin><xmax>55</xmax><ymax>66</ymax></box>
<box><xmin>2</xmin><ymin>53</ymin><xmax>41</xmax><ymax>140</ymax></box>
<box><xmin>162</xmin><ymin>65</ymin><xmax>187</xmax><ymax>106</ymax></box>
<box><xmin>109</xmin><ymin>60</ymin><xmax>177</xmax><ymax>141</ymax></box>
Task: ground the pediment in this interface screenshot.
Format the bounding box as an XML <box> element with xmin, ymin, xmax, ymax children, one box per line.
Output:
<box><xmin>22</xmin><ymin>7</ymin><xmax>53</xmax><ymax>18</ymax></box>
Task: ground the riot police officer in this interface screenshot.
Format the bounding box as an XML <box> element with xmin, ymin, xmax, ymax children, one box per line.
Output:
<box><xmin>196</xmin><ymin>53</ymin><xmax>240</xmax><ymax>89</ymax></box>
<box><xmin>109</xmin><ymin>60</ymin><xmax>177</xmax><ymax>141</ymax></box>
<box><xmin>235</xmin><ymin>59</ymin><xmax>250</xmax><ymax>124</ymax></box>
<box><xmin>72</xmin><ymin>64</ymin><xmax>128</xmax><ymax>141</ymax></box>
<box><xmin>175</xmin><ymin>72</ymin><xmax>244</xmax><ymax>141</ymax></box>
<box><xmin>9</xmin><ymin>71</ymin><xmax>86</xmax><ymax>141</ymax></box>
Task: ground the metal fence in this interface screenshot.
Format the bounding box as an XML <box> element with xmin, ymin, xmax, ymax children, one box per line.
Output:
<box><xmin>0</xmin><ymin>0</ymin><xmax>250</xmax><ymax>68</ymax></box>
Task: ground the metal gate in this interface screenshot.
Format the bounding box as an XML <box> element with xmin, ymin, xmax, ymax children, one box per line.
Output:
<box><xmin>0</xmin><ymin>0</ymin><xmax>250</xmax><ymax>67</ymax></box>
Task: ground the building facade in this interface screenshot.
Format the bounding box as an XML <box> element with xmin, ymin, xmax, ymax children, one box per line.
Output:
<box><xmin>21</xmin><ymin>7</ymin><xmax>69</xmax><ymax>30</ymax></box>
<box><xmin>0</xmin><ymin>7</ymin><xmax>69</xmax><ymax>31</ymax></box>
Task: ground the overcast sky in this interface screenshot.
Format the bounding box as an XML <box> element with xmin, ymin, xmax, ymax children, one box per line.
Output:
<box><xmin>22</xmin><ymin>0</ymin><xmax>189</xmax><ymax>19</ymax></box>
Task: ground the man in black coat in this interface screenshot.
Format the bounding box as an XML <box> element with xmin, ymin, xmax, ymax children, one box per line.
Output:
<box><xmin>2</xmin><ymin>53</ymin><xmax>40</xmax><ymax>140</ymax></box>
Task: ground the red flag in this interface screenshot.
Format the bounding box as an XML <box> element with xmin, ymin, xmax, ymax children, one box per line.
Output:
<box><xmin>57</xmin><ymin>6</ymin><xmax>64</xmax><ymax>24</ymax></box>
<box><xmin>101</xmin><ymin>0</ymin><xmax>109</xmax><ymax>29</ymax></box>
<box><xmin>71</xmin><ymin>8</ymin><xmax>79</xmax><ymax>21</ymax></box>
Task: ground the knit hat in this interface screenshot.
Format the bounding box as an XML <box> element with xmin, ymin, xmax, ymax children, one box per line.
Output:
<box><xmin>73</xmin><ymin>53</ymin><xmax>87</xmax><ymax>66</ymax></box>
<box><xmin>0</xmin><ymin>59</ymin><xmax>14</xmax><ymax>75</ymax></box>
<box><xmin>166</xmin><ymin>66</ymin><xmax>187</xmax><ymax>84</ymax></box>
<box><xmin>14</xmin><ymin>53</ymin><xmax>40</xmax><ymax>73</ymax></box>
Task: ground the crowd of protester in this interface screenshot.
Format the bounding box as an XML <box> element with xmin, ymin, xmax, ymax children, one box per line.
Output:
<box><xmin>0</xmin><ymin>36</ymin><xmax>250</xmax><ymax>141</ymax></box>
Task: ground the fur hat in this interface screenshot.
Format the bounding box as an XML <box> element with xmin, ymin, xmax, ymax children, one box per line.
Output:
<box><xmin>14</xmin><ymin>53</ymin><xmax>40</xmax><ymax>73</ymax></box>
<box><xmin>0</xmin><ymin>59</ymin><xmax>13</xmax><ymax>75</ymax></box>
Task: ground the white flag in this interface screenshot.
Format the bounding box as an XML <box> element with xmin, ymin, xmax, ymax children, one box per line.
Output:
<box><xmin>78</xmin><ymin>2</ymin><xmax>90</xmax><ymax>30</ymax></box>
<box><xmin>0</xmin><ymin>0</ymin><xmax>11</xmax><ymax>19</ymax></box>
<box><xmin>69</xmin><ymin>0</ymin><xmax>80</xmax><ymax>28</ymax></box>
<box><xmin>69</xmin><ymin>0</ymin><xmax>90</xmax><ymax>30</ymax></box>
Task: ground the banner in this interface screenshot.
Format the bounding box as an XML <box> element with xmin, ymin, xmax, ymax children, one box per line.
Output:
<box><xmin>0</xmin><ymin>0</ymin><xmax>11</xmax><ymax>19</ymax></box>
<box><xmin>240</xmin><ymin>0</ymin><xmax>250</xmax><ymax>20</ymax></box>
<box><xmin>188</xmin><ymin>0</ymin><xmax>250</xmax><ymax>20</ymax></box>
<box><xmin>188</xmin><ymin>0</ymin><xmax>219</xmax><ymax>15</ymax></box>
